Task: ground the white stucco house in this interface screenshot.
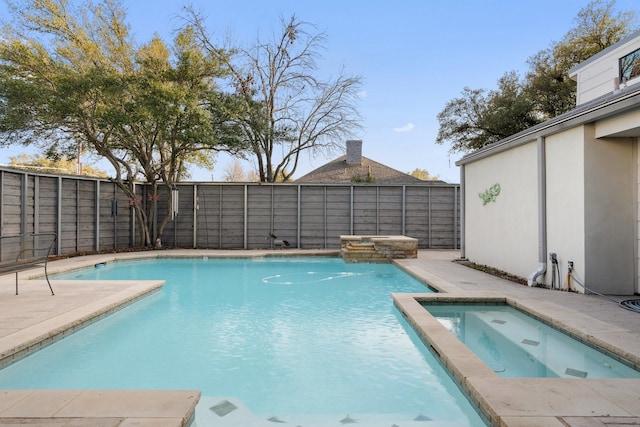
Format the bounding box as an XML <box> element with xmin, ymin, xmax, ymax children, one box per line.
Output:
<box><xmin>457</xmin><ymin>30</ymin><xmax>640</xmax><ymax>295</ymax></box>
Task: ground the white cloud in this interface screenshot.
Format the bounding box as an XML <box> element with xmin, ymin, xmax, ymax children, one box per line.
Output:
<box><xmin>357</xmin><ymin>90</ymin><xmax>367</xmax><ymax>99</ymax></box>
<box><xmin>393</xmin><ymin>122</ymin><xmax>414</xmax><ymax>132</ymax></box>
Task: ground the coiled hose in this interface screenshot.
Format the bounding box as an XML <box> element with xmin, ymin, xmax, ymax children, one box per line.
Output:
<box><xmin>570</xmin><ymin>272</ymin><xmax>640</xmax><ymax>313</ymax></box>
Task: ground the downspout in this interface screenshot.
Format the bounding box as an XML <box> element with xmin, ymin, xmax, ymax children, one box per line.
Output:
<box><xmin>527</xmin><ymin>136</ymin><xmax>547</xmax><ymax>286</ymax></box>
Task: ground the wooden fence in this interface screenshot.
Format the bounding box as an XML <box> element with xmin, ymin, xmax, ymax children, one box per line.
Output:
<box><xmin>0</xmin><ymin>167</ymin><xmax>460</xmax><ymax>256</ymax></box>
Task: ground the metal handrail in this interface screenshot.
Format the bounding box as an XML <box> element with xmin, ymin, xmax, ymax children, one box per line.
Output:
<box><xmin>0</xmin><ymin>233</ymin><xmax>57</xmax><ymax>295</ymax></box>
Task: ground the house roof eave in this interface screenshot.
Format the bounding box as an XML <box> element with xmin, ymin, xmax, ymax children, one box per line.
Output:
<box><xmin>456</xmin><ymin>85</ymin><xmax>640</xmax><ymax>166</ymax></box>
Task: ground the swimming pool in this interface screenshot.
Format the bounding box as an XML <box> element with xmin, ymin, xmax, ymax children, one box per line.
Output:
<box><xmin>424</xmin><ymin>303</ymin><xmax>640</xmax><ymax>379</ymax></box>
<box><xmin>0</xmin><ymin>257</ymin><xmax>487</xmax><ymax>426</ymax></box>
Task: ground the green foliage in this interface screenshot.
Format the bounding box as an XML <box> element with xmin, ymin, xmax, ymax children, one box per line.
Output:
<box><xmin>525</xmin><ymin>0</ymin><xmax>636</xmax><ymax>119</ymax></box>
<box><xmin>437</xmin><ymin>72</ymin><xmax>539</xmax><ymax>152</ymax></box>
<box><xmin>436</xmin><ymin>0</ymin><xmax>638</xmax><ymax>153</ymax></box>
<box><xmin>351</xmin><ymin>167</ymin><xmax>375</xmax><ymax>183</ymax></box>
<box><xmin>0</xmin><ymin>0</ymin><xmax>245</xmax><ymax>245</ymax></box>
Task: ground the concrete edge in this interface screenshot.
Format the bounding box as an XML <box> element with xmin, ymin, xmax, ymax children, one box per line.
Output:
<box><xmin>393</xmin><ymin>292</ymin><xmax>640</xmax><ymax>426</ymax></box>
<box><xmin>0</xmin><ymin>280</ymin><xmax>163</xmax><ymax>369</ymax></box>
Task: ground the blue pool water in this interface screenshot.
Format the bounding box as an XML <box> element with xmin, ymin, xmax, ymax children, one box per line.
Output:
<box><xmin>425</xmin><ymin>303</ymin><xmax>640</xmax><ymax>379</ymax></box>
<box><xmin>0</xmin><ymin>257</ymin><xmax>486</xmax><ymax>426</ymax></box>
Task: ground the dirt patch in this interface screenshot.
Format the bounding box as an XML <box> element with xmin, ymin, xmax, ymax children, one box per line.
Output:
<box><xmin>453</xmin><ymin>259</ymin><xmax>528</xmax><ymax>286</ymax></box>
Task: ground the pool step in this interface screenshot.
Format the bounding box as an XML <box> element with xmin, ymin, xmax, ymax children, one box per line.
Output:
<box><xmin>195</xmin><ymin>397</ymin><xmax>456</xmax><ymax>426</ymax></box>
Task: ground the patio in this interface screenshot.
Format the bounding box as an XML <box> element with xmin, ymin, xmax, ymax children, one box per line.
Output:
<box><xmin>0</xmin><ymin>249</ymin><xmax>639</xmax><ymax>426</ymax></box>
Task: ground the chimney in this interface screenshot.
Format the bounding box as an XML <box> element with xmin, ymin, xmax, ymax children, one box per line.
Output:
<box><xmin>346</xmin><ymin>140</ymin><xmax>362</xmax><ymax>165</ymax></box>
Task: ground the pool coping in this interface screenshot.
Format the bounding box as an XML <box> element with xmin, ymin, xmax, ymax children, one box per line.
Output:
<box><xmin>391</xmin><ymin>283</ymin><xmax>640</xmax><ymax>426</ymax></box>
<box><xmin>1</xmin><ymin>249</ymin><xmax>639</xmax><ymax>427</ymax></box>
<box><xmin>0</xmin><ymin>249</ymin><xmax>339</xmax><ymax>426</ymax></box>
<box><xmin>0</xmin><ymin>279</ymin><xmax>164</xmax><ymax>369</ymax></box>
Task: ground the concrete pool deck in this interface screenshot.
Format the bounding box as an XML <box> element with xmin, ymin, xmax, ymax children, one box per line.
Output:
<box><xmin>0</xmin><ymin>249</ymin><xmax>639</xmax><ymax>426</ymax></box>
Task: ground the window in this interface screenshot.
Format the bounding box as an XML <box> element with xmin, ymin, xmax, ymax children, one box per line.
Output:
<box><xmin>619</xmin><ymin>47</ymin><xmax>640</xmax><ymax>84</ymax></box>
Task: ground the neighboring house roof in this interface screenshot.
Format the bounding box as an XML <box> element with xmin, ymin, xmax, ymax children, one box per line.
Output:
<box><xmin>296</xmin><ymin>155</ymin><xmax>438</xmax><ymax>184</ymax></box>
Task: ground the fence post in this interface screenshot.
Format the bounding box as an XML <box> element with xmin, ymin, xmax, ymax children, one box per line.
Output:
<box><xmin>428</xmin><ymin>186</ymin><xmax>432</xmax><ymax>248</ymax></box>
<box><xmin>243</xmin><ymin>184</ymin><xmax>248</xmax><ymax>249</ymax></box>
<box><xmin>193</xmin><ymin>184</ymin><xmax>198</xmax><ymax>248</ymax></box>
<box><xmin>76</xmin><ymin>180</ymin><xmax>80</xmax><ymax>252</ymax></box>
<box><xmin>56</xmin><ymin>177</ymin><xmax>62</xmax><ymax>254</ymax></box>
<box><xmin>402</xmin><ymin>185</ymin><xmax>406</xmax><ymax>236</ymax></box>
<box><xmin>20</xmin><ymin>172</ymin><xmax>27</xmax><ymax>234</ymax></box>
<box><xmin>297</xmin><ymin>184</ymin><xmax>301</xmax><ymax>249</ymax></box>
<box><xmin>130</xmin><ymin>183</ymin><xmax>136</xmax><ymax>247</ymax></box>
<box><xmin>34</xmin><ymin>176</ymin><xmax>40</xmax><ymax>235</ymax></box>
<box><xmin>324</xmin><ymin>186</ymin><xmax>327</xmax><ymax>248</ymax></box>
<box><xmin>219</xmin><ymin>185</ymin><xmax>223</xmax><ymax>247</ymax></box>
<box><xmin>95</xmin><ymin>180</ymin><xmax>100</xmax><ymax>251</ymax></box>
<box><xmin>112</xmin><ymin>184</ymin><xmax>118</xmax><ymax>249</ymax></box>
<box><xmin>270</xmin><ymin>185</ymin><xmax>274</xmax><ymax>247</ymax></box>
<box><xmin>376</xmin><ymin>186</ymin><xmax>380</xmax><ymax>235</ymax></box>
<box><xmin>350</xmin><ymin>185</ymin><xmax>354</xmax><ymax>235</ymax></box>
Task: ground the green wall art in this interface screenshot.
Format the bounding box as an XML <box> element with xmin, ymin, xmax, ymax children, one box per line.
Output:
<box><xmin>479</xmin><ymin>183</ymin><xmax>501</xmax><ymax>205</ymax></box>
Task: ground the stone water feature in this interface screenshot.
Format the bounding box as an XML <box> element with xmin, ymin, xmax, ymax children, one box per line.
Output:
<box><xmin>340</xmin><ymin>235</ymin><xmax>418</xmax><ymax>262</ymax></box>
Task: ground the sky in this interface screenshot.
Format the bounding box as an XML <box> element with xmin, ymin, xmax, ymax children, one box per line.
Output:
<box><xmin>1</xmin><ymin>0</ymin><xmax>638</xmax><ymax>183</ymax></box>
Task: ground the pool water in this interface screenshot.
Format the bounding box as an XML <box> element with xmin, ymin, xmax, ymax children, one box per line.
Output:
<box><xmin>424</xmin><ymin>303</ymin><xmax>640</xmax><ymax>379</ymax></box>
<box><xmin>0</xmin><ymin>257</ymin><xmax>487</xmax><ymax>426</ymax></box>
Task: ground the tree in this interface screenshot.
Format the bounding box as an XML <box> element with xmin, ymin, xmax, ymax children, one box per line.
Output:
<box><xmin>436</xmin><ymin>0</ymin><xmax>637</xmax><ymax>153</ymax></box>
<box><xmin>187</xmin><ymin>12</ymin><xmax>363</xmax><ymax>182</ymax></box>
<box><xmin>9</xmin><ymin>154</ymin><xmax>108</xmax><ymax>177</ymax></box>
<box><xmin>222</xmin><ymin>159</ymin><xmax>259</xmax><ymax>182</ymax></box>
<box><xmin>525</xmin><ymin>0</ymin><xmax>637</xmax><ymax>119</ymax></box>
<box><xmin>436</xmin><ymin>72</ymin><xmax>538</xmax><ymax>152</ymax></box>
<box><xmin>409</xmin><ymin>168</ymin><xmax>439</xmax><ymax>181</ymax></box>
<box><xmin>0</xmin><ymin>0</ymin><xmax>244</xmax><ymax>245</ymax></box>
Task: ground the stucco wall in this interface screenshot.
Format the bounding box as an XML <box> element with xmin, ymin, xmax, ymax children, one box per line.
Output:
<box><xmin>464</xmin><ymin>124</ymin><xmax>638</xmax><ymax>294</ymax></box>
<box><xmin>545</xmin><ymin>127</ymin><xmax>587</xmax><ymax>290</ymax></box>
<box><xmin>584</xmin><ymin>126</ymin><xmax>635</xmax><ymax>294</ymax></box>
<box><xmin>464</xmin><ymin>141</ymin><xmax>538</xmax><ymax>279</ymax></box>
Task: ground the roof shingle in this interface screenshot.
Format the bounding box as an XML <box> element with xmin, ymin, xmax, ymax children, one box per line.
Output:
<box><xmin>296</xmin><ymin>155</ymin><xmax>434</xmax><ymax>184</ymax></box>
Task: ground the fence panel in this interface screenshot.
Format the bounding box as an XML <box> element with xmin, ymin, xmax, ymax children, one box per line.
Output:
<box><xmin>405</xmin><ymin>186</ymin><xmax>430</xmax><ymax>247</ymax></box>
<box><xmin>195</xmin><ymin>185</ymin><xmax>222</xmax><ymax>248</ymax></box>
<box><xmin>325</xmin><ymin>186</ymin><xmax>351</xmax><ymax>248</ymax></box>
<box><xmin>77</xmin><ymin>180</ymin><xmax>96</xmax><ymax>252</ymax></box>
<box><xmin>299</xmin><ymin>186</ymin><xmax>326</xmax><ymax>248</ymax></box>
<box><xmin>25</xmin><ymin>175</ymin><xmax>35</xmax><ymax>234</ymax></box>
<box><xmin>379</xmin><ymin>186</ymin><xmax>403</xmax><ymax>235</ymax></box>
<box><xmin>247</xmin><ymin>185</ymin><xmax>273</xmax><ymax>249</ymax></box>
<box><xmin>99</xmin><ymin>181</ymin><xmax>117</xmax><ymax>251</ymax></box>
<box><xmin>430</xmin><ymin>187</ymin><xmax>459</xmax><ymax>248</ymax></box>
<box><xmin>0</xmin><ymin>167</ymin><xmax>460</xmax><ymax>256</ymax></box>
<box><xmin>353</xmin><ymin>186</ymin><xmax>378</xmax><ymax>236</ymax></box>
<box><xmin>272</xmin><ymin>185</ymin><xmax>299</xmax><ymax>248</ymax></box>
<box><xmin>1</xmin><ymin>171</ymin><xmax>23</xmax><ymax>236</ymax></box>
<box><xmin>174</xmin><ymin>184</ymin><xmax>195</xmax><ymax>248</ymax></box>
<box><xmin>220</xmin><ymin>185</ymin><xmax>245</xmax><ymax>249</ymax></box>
<box><xmin>38</xmin><ymin>177</ymin><xmax>58</xmax><ymax>236</ymax></box>
<box><xmin>59</xmin><ymin>178</ymin><xmax>78</xmax><ymax>254</ymax></box>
